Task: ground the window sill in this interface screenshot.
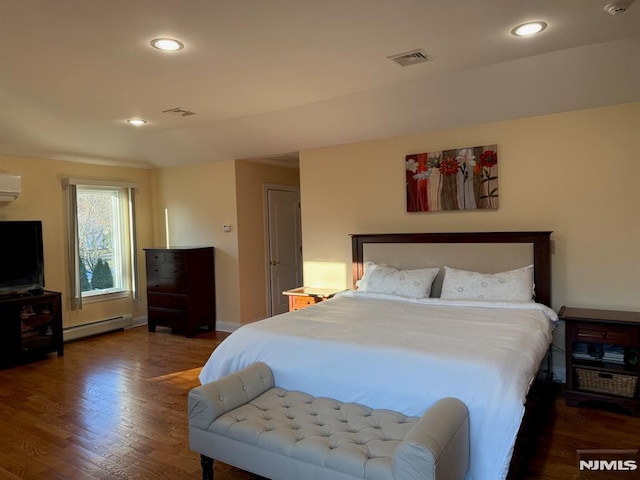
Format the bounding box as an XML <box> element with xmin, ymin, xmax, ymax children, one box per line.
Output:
<box><xmin>81</xmin><ymin>290</ymin><xmax>130</xmax><ymax>303</ymax></box>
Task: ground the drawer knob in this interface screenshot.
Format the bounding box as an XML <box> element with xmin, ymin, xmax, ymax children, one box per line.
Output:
<box><xmin>601</xmin><ymin>331</ymin><xmax>607</xmax><ymax>337</ymax></box>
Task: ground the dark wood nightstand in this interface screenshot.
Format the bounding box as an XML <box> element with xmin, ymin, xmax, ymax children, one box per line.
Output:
<box><xmin>282</xmin><ymin>287</ymin><xmax>342</xmax><ymax>312</ymax></box>
<box><xmin>560</xmin><ymin>306</ymin><xmax>640</xmax><ymax>416</ymax></box>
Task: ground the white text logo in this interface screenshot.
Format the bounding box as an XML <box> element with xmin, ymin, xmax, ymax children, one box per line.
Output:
<box><xmin>579</xmin><ymin>460</ymin><xmax>638</xmax><ymax>471</ymax></box>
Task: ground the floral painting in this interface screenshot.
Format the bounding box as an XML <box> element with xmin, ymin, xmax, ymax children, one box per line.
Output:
<box><xmin>405</xmin><ymin>145</ymin><xmax>498</xmax><ymax>212</ymax></box>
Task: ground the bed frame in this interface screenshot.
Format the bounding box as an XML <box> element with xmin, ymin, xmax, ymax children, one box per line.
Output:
<box><xmin>351</xmin><ymin>231</ymin><xmax>552</xmax><ymax>307</ymax></box>
<box><xmin>350</xmin><ymin>231</ymin><xmax>554</xmax><ymax>479</ymax></box>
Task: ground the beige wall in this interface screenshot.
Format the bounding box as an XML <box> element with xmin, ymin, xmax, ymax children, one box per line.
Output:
<box><xmin>153</xmin><ymin>160</ymin><xmax>240</xmax><ymax>327</ymax></box>
<box><xmin>154</xmin><ymin>159</ymin><xmax>300</xmax><ymax>327</ymax></box>
<box><xmin>4</xmin><ymin>101</ymin><xmax>637</xmax><ymax>346</ymax></box>
<box><xmin>299</xmin><ymin>102</ymin><xmax>640</xmax><ymax>371</ymax></box>
<box><xmin>235</xmin><ymin>160</ymin><xmax>300</xmax><ymax>324</ymax></box>
<box><xmin>0</xmin><ymin>154</ymin><xmax>300</xmax><ymax>332</ymax></box>
<box><xmin>0</xmin><ymin>155</ymin><xmax>153</xmax><ymax>328</ymax></box>
<box><xmin>299</xmin><ymin>102</ymin><xmax>640</xmax><ymax>310</ymax></box>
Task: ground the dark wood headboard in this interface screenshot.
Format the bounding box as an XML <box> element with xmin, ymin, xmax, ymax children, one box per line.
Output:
<box><xmin>351</xmin><ymin>231</ymin><xmax>552</xmax><ymax>307</ymax></box>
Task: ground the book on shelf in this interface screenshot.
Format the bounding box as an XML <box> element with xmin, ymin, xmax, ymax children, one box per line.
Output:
<box><xmin>572</xmin><ymin>352</ymin><xmax>599</xmax><ymax>361</ymax></box>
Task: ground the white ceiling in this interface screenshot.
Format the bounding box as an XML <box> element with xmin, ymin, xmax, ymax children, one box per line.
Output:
<box><xmin>1</xmin><ymin>0</ymin><xmax>639</xmax><ymax>168</ymax></box>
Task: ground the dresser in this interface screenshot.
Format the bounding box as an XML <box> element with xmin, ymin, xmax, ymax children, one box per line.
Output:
<box><xmin>144</xmin><ymin>247</ymin><xmax>216</xmax><ymax>337</ymax></box>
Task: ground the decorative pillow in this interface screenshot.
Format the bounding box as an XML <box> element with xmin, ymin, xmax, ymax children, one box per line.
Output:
<box><xmin>440</xmin><ymin>265</ymin><xmax>534</xmax><ymax>302</ymax></box>
<box><xmin>357</xmin><ymin>262</ymin><xmax>439</xmax><ymax>299</ymax></box>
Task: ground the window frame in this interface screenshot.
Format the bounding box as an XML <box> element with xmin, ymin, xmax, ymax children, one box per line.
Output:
<box><xmin>63</xmin><ymin>178</ymin><xmax>139</xmax><ymax>310</ymax></box>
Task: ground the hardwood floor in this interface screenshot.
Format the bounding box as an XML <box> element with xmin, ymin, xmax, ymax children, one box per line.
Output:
<box><xmin>522</xmin><ymin>390</ymin><xmax>640</xmax><ymax>480</ymax></box>
<box><xmin>0</xmin><ymin>325</ymin><xmax>638</xmax><ymax>479</ymax></box>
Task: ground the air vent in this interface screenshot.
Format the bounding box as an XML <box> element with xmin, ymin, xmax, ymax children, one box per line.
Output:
<box><xmin>387</xmin><ymin>49</ymin><xmax>433</xmax><ymax>67</ymax></box>
<box><xmin>162</xmin><ymin>107</ymin><xmax>196</xmax><ymax>117</ymax></box>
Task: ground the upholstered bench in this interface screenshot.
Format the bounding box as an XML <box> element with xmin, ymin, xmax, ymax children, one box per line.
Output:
<box><xmin>188</xmin><ymin>362</ymin><xmax>469</xmax><ymax>480</ymax></box>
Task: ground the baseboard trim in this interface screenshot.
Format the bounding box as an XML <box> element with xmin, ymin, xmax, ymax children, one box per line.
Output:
<box><xmin>216</xmin><ymin>321</ymin><xmax>240</xmax><ymax>333</ymax></box>
<box><xmin>133</xmin><ymin>315</ymin><xmax>238</xmax><ymax>334</ymax></box>
<box><xmin>128</xmin><ymin>315</ymin><xmax>148</xmax><ymax>329</ymax></box>
<box><xmin>63</xmin><ymin>314</ymin><xmax>133</xmax><ymax>342</ymax></box>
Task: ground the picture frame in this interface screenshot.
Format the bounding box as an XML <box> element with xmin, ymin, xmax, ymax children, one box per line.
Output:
<box><xmin>405</xmin><ymin>144</ymin><xmax>498</xmax><ymax>212</ymax></box>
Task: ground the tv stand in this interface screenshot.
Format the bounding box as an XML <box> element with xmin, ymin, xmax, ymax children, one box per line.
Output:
<box><xmin>0</xmin><ymin>288</ymin><xmax>44</xmax><ymax>300</ymax></box>
<box><xmin>0</xmin><ymin>290</ymin><xmax>63</xmax><ymax>369</ymax></box>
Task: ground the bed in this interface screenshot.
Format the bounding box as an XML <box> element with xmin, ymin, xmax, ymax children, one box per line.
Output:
<box><xmin>199</xmin><ymin>231</ymin><xmax>557</xmax><ymax>480</ymax></box>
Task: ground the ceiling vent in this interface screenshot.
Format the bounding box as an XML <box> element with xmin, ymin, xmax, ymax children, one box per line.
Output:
<box><xmin>162</xmin><ymin>107</ymin><xmax>196</xmax><ymax>117</ymax></box>
<box><xmin>387</xmin><ymin>49</ymin><xmax>433</xmax><ymax>67</ymax></box>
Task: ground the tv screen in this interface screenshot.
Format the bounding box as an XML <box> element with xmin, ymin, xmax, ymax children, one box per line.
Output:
<box><xmin>0</xmin><ymin>220</ymin><xmax>45</xmax><ymax>295</ymax></box>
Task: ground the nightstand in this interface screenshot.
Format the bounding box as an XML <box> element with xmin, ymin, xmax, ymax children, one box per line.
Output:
<box><xmin>560</xmin><ymin>306</ymin><xmax>640</xmax><ymax>416</ymax></box>
<box><xmin>282</xmin><ymin>287</ymin><xmax>342</xmax><ymax>312</ymax></box>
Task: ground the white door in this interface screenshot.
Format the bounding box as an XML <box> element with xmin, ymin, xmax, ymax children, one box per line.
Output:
<box><xmin>267</xmin><ymin>188</ymin><xmax>302</xmax><ymax>315</ymax></box>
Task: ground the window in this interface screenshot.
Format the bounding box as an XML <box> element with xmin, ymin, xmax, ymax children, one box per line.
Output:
<box><xmin>77</xmin><ymin>187</ymin><xmax>127</xmax><ymax>297</ymax></box>
<box><xmin>64</xmin><ymin>178</ymin><xmax>138</xmax><ymax>309</ymax></box>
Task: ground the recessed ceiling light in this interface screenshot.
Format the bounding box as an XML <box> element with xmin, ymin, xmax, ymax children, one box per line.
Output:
<box><xmin>150</xmin><ymin>38</ymin><xmax>184</xmax><ymax>51</ymax></box>
<box><xmin>511</xmin><ymin>21</ymin><xmax>548</xmax><ymax>37</ymax></box>
<box><xmin>126</xmin><ymin>118</ymin><xmax>147</xmax><ymax>126</ymax></box>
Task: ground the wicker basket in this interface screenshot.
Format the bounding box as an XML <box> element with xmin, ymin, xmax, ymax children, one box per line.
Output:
<box><xmin>576</xmin><ymin>368</ymin><xmax>638</xmax><ymax>398</ymax></box>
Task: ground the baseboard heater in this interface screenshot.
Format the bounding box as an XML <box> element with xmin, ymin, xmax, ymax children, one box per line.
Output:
<box><xmin>63</xmin><ymin>313</ymin><xmax>134</xmax><ymax>342</ymax></box>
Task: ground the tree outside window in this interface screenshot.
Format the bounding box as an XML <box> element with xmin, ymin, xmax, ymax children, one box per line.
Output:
<box><xmin>77</xmin><ymin>187</ymin><xmax>126</xmax><ymax>295</ymax></box>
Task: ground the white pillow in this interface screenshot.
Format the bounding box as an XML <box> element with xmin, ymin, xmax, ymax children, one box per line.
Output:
<box><xmin>357</xmin><ymin>262</ymin><xmax>439</xmax><ymax>299</ymax></box>
<box><xmin>440</xmin><ymin>265</ymin><xmax>534</xmax><ymax>302</ymax></box>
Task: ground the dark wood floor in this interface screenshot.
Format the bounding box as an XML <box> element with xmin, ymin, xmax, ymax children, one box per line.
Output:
<box><xmin>522</xmin><ymin>392</ymin><xmax>640</xmax><ymax>479</ymax></box>
<box><xmin>1</xmin><ymin>326</ymin><xmax>639</xmax><ymax>480</ymax></box>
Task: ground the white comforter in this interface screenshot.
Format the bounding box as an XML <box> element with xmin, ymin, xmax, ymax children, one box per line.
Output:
<box><xmin>199</xmin><ymin>291</ymin><xmax>556</xmax><ymax>480</ymax></box>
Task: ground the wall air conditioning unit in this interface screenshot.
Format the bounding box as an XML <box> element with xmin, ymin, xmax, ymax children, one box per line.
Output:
<box><xmin>0</xmin><ymin>174</ymin><xmax>21</xmax><ymax>202</ymax></box>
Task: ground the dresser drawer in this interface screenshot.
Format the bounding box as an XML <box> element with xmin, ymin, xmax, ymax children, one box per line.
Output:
<box><xmin>146</xmin><ymin>275</ymin><xmax>187</xmax><ymax>294</ymax></box>
<box><xmin>146</xmin><ymin>262</ymin><xmax>187</xmax><ymax>279</ymax></box>
<box><xmin>148</xmin><ymin>292</ymin><xmax>188</xmax><ymax>310</ymax></box>
<box><xmin>290</xmin><ymin>295</ymin><xmax>321</xmax><ymax>311</ymax></box>
<box><xmin>146</xmin><ymin>251</ymin><xmax>187</xmax><ymax>265</ymax></box>
<box><xmin>148</xmin><ymin>307</ymin><xmax>187</xmax><ymax>329</ymax></box>
<box><xmin>573</xmin><ymin>322</ymin><xmax>637</xmax><ymax>346</ymax></box>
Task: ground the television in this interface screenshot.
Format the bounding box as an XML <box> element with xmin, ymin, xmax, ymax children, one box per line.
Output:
<box><xmin>0</xmin><ymin>220</ymin><xmax>45</xmax><ymax>295</ymax></box>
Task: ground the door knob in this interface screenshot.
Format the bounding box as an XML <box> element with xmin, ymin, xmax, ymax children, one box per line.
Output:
<box><xmin>270</xmin><ymin>260</ymin><xmax>281</xmax><ymax>266</ymax></box>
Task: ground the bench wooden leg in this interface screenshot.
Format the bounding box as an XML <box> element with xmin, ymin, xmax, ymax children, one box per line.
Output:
<box><xmin>200</xmin><ymin>454</ymin><xmax>214</xmax><ymax>480</ymax></box>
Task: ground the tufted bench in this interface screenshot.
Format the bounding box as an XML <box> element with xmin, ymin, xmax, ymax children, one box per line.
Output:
<box><xmin>188</xmin><ymin>362</ymin><xmax>469</xmax><ymax>480</ymax></box>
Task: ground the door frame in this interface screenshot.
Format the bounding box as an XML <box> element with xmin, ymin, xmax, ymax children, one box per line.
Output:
<box><xmin>263</xmin><ymin>183</ymin><xmax>302</xmax><ymax>317</ymax></box>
